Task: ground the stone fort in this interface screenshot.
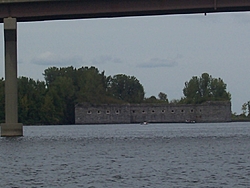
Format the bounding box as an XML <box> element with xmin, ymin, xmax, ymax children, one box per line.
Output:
<box><xmin>75</xmin><ymin>101</ymin><xmax>231</xmax><ymax>124</ymax></box>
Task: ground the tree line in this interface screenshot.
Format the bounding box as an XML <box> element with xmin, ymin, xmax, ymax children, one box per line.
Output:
<box><xmin>232</xmin><ymin>101</ymin><xmax>250</xmax><ymax>121</ymax></box>
<box><xmin>0</xmin><ymin>67</ymin><xmax>231</xmax><ymax>125</ymax></box>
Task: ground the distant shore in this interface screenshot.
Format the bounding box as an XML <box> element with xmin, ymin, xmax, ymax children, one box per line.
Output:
<box><xmin>231</xmin><ymin>118</ymin><xmax>250</xmax><ymax>122</ymax></box>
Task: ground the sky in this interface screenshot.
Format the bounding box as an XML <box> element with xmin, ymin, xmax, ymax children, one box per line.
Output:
<box><xmin>0</xmin><ymin>12</ymin><xmax>250</xmax><ymax>114</ymax></box>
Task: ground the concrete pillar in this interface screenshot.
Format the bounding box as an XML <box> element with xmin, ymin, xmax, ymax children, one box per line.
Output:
<box><xmin>1</xmin><ymin>18</ymin><xmax>23</xmax><ymax>137</ymax></box>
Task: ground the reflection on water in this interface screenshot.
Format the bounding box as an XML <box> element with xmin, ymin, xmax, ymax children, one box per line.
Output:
<box><xmin>1</xmin><ymin>122</ymin><xmax>250</xmax><ymax>187</ymax></box>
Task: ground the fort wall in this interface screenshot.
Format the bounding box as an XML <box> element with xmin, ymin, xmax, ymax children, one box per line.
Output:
<box><xmin>75</xmin><ymin>101</ymin><xmax>231</xmax><ymax>124</ymax></box>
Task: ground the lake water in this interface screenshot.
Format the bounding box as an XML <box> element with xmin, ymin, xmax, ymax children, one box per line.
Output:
<box><xmin>1</xmin><ymin>122</ymin><xmax>250</xmax><ymax>188</ymax></box>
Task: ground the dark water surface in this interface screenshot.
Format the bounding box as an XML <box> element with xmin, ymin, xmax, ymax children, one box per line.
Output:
<box><xmin>1</xmin><ymin>122</ymin><xmax>250</xmax><ymax>187</ymax></box>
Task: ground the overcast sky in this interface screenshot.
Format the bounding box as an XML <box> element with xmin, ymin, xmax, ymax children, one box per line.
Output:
<box><xmin>0</xmin><ymin>12</ymin><xmax>250</xmax><ymax>114</ymax></box>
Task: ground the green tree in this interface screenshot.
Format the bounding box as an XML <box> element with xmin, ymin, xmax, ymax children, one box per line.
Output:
<box><xmin>183</xmin><ymin>76</ymin><xmax>201</xmax><ymax>103</ymax></box>
<box><xmin>43</xmin><ymin>66</ymin><xmax>78</xmax><ymax>124</ymax></box>
<box><xmin>40</xmin><ymin>91</ymin><xmax>62</xmax><ymax>124</ymax></box>
<box><xmin>48</xmin><ymin>76</ymin><xmax>75</xmax><ymax>124</ymax></box>
<box><xmin>43</xmin><ymin>67</ymin><xmax>61</xmax><ymax>86</ymax></box>
<box><xmin>241</xmin><ymin>103</ymin><xmax>247</xmax><ymax>116</ymax></box>
<box><xmin>18</xmin><ymin>77</ymin><xmax>46</xmax><ymax>125</ymax></box>
<box><xmin>107</xmin><ymin>74</ymin><xmax>145</xmax><ymax>103</ymax></box>
<box><xmin>169</xmin><ymin>99</ymin><xmax>181</xmax><ymax>104</ymax></box>
<box><xmin>241</xmin><ymin>101</ymin><xmax>250</xmax><ymax>116</ymax></box>
<box><xmin>144</xmin><ymin>96</ymin><xmax>158</xmax><ymax>103</ymax></box>
<box><xmin>247</xmin><ymin>101</ymin><xmax>250</xmax><ymax>116</ymax></box>
<box><xmin>76</xmin><ymin>66</ymin><xmax>107</xmax><ymax>104</ymax></box>
<box><xmin>158</xmin><ymin>92</ymin><xmax>168</xmax><ymax>103</ymax></box>
<box><xmin>183</xmin><ymin>73</ymin><xmax>231</xmax><ymax>104</ymax></box>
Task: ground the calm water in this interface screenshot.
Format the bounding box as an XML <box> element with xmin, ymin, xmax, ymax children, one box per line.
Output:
<box><xmin>1</xmin><ymin>122</ymin><xmax>250</xmax><ymax>188</ymax></box>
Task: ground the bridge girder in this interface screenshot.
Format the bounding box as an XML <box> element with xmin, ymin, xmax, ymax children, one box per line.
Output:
<box><xmin>0</xmin><ymin>0</ymin><xmax>250</xmax><ymax>23</ymax></box>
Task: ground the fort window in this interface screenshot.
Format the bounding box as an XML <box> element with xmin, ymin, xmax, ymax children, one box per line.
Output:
<box><xmin>132</xmin><ymin>110</ymin><xmax>135</xmax><ymax>113</ymax></box>
<box><xmin>171</xmin><ymin>110</ymin><xmax>175</xmax><ymax>113</ymax></box>
<box><xmin>151</xmin><ymin>110</ymin><xmax>155</xmax><ymax>113</ymax></box>
<box><xmin>142</xmin><ymin>110</ymin><xmax>146</xmax><ymax>113</ymax></box>
<box><xmin>115</xmin><ymin>110</ymin><xmax>120</xmax><ymax>114</ymax></box>
<box><xmin>87</xmin><ymin>110</ymin><xmax>92</xmax><ymax>114</ymax></box>
<box><xmin>181</xmin><ymin>109</ymin><xmax>184</xmax><ymax>113</ymax></box>
<box><xmin>161</xmin><ymin>110</ymin><xmax>165</xmax><ymax>113</ymax></box>
<box><xmin>190</xmin><ymin>109</ymin><xmax>194</xmax><ymax>113</ymax></box>
<box><xmin>106</xmin><ymin>110</ymin><xmax>110</xmax><ymax>114</ymax></box>
<box><xmin>97</xmin><ymin>110</ymin><xmax>101</xmax><ymax>114</ymax></box>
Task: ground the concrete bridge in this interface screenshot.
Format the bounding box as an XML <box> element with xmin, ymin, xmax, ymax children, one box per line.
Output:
<box><xmin>1</xmin><ymin>0</ymin><xmax>250</xmax><ymax>136</ymax></box>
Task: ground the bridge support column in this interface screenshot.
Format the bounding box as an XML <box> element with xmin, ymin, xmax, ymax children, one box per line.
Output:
<box><xmin>1</xmin><ymin>18</ymin><xmax>23</xmax><ymax>137</ymax></box>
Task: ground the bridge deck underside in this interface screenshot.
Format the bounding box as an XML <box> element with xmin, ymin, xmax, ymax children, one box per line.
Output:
<box><xmin>0</xmin><ymin>0</ymin><xmax>250</xmax><ymax>22</ymax></box>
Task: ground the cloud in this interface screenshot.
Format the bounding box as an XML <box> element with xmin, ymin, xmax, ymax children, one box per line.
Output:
<box><xmin>32</xmin><ymin>51</ymin><xmax>83</xmax><ymax>66</ymax></box>
<box><xmin>137</xmin><ymin>58</ymin><xmax>178</xmax><ymax>68</ymax></box>
<box><xmin>91</xmin><ymin>55</ymin><xmax>123</xmax><ymax>65</ymax></box>
<box><xmin>32</xmin><ymin>53</ymin><xmax>124</xmax><ymax>68</ymax></box>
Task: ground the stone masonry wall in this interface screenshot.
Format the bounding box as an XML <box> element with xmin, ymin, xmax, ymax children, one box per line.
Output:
<box><xmin>75</xmin><ymin>103</ymin><xmax>131</xmax><ymax>124</ymax></box>
<box><xmin>75</xmin><ymin>101</ymin><xmax>231</xmax><ymax>124</ymax></box>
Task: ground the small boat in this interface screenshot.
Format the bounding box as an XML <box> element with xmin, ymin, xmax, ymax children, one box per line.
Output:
<box><xmin>185</xmin><ymin>120</ymin><xmax>196</xmax><ymax>123</ymax></box>
<box><xmin>141</xmin><ymin>121</ymin><xmax>148</xmax><ymax>125</ymax></box>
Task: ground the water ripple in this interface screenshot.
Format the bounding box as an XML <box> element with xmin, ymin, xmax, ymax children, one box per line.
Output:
<box><xmin>1</xmin><ymin>122</ymin><xmax>250</xmax><ymax>187</ymax></box>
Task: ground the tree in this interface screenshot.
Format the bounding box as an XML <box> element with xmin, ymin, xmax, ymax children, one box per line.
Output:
<box><xmin>241</xmin><ymin>101</ymin><xmax>250</xmax><ymax>116</ymax></box>
<box><xmin>144</xmin><ymin>96</ymin><xmax>158</xmax><ymax>103</ymax></box>
<box><xmin>40</xmin><ymin>91</ymin><xmax>62</xmax><ymax>124</ymax></box>
<box><xmin>241</xmin><ymin>103</ymin><xmax>247</xmax><ymax>116</ymax></box>
<box><xmin>76</xmin><ymin>66</ymin><xmax>107</xmax><ymax>104</ymax></box>
<box><xmin>169</xmin><ymin>99</ymin><xmax>181</xmax><ymax>104</ymax></box>
<box><xmin>107</xmin><ymin>74</ymin><xmax>145</xmax><ymax>103</ymax></box>
<box><xmin>183</xmin><ymin>76</ymin><xmax>201</xmax><ymax>103</ymax></box>
<box><xmin>158</xmin><ymin>92</ymin><xmax>168</xmax><ymax>103</ymax></box>
<box><xmin>18</xmin><ymin>77</ymin><xmax>46</xmax><ymax>125</ymax></box>
<box><xmin>43</xmin><ymin>67</ymin><xmax>61</xmax><ymax>86</ymax></box>
<box><xmin>183</xmin><ymin>73</ymin><xmax>231</xmax><ymax>104</ymax></box>
<box><xmin>48</xmin><ymin>76</ymin><xmax>75</xmax><ymax>124</ymax></box>
<box><xmin>43</xmin><ymin>66</ymin><xmax>79</xmax><ymax>124</ymax></box>
<box><xmin>247</xmin><ymin>101</ymin><xmax>250</xmax><ymax>116</ymax></box>
<box><xmin>144</xmin><ymin>93</ymin><xmax>169</xmax><ymax>103</ymax></box>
